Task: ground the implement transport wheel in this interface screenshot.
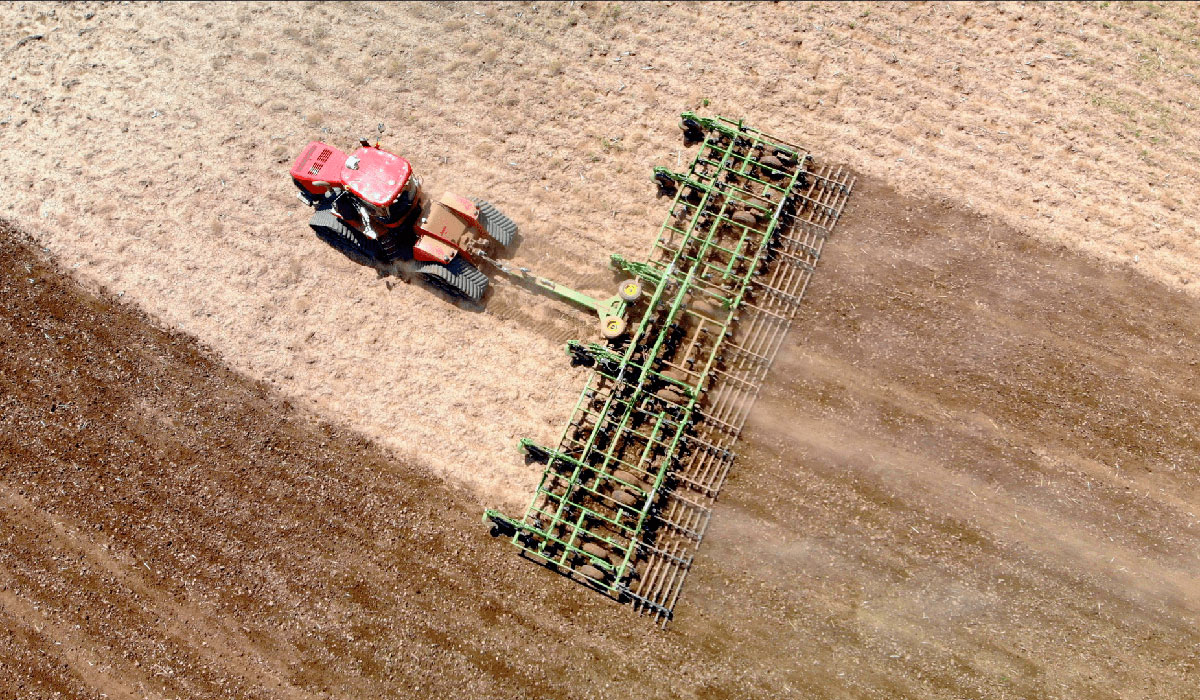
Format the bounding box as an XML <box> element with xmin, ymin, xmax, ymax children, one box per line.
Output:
<box><xmin>601</xmin><ymin>316</ymin><xmax>627</xmax><ymax>339</ymax></box>
<box><xmin>618</xmin><ymin>278</ymin><xmax>643</xmax><ymax>302</ymax></box>
<box><xmin>414</xmin><ymin>256</ymin><xmax>488</xmax><ymax>303</ymax></box>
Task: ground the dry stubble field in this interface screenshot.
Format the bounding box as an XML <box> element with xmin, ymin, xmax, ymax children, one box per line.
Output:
<box><xmin>1</xmin><ymin>1</ymin><xmax>1198</xmax><ymax>699</ymax></box>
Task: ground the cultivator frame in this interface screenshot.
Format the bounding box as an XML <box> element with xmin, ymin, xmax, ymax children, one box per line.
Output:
<box><xmin>485</xmin><ymin>113</ymin><xmax>855</xmax><ymax>625</ymax></box>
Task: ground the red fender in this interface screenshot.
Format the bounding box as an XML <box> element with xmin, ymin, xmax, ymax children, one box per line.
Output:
<box><xmin>437</xmin><ymin>191</ymin><xmax>480</xmax><ymax>227</ymax></box>
<box><xmin>413</xmin><ymin>234</ymin><xmax>458</xmax><ymax>264</ymax></box>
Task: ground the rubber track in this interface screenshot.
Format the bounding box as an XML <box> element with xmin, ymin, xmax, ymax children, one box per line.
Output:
<box><xmin>474</xmin><ymin>200</ymin><xmax>518</xmax><ymax>248</ymax></box>
<box><xmin>309</xmin><ymin>205</ymin><xmax>397</xmax><ymax>262</ymax></box>
<box><xmin>415</xmin><ymin>256</ymin><xmax>489</xmax><ymax>303</ymax></box>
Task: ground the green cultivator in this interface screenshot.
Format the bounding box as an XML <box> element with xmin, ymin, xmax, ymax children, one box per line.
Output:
<box><xmin>484</xmin><ymin>113</ymin><xmax>855</xmax><ymax>625</ymax></box>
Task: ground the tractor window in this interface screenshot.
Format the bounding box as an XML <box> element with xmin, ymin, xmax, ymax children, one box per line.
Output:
<box><xmin>394</xmin><ymin>177</ymin><xmax>419</xmax><ymax>211</ymax></box>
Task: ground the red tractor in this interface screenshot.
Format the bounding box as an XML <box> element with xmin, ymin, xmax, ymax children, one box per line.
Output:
<box><xmin>290</xmin><ymin>139</ymin><xmax>517</xmax><ymax>303</ymax></box>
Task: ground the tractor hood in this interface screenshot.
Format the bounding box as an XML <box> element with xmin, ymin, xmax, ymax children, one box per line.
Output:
<box><xmin>341</xmin><ymin>146</ymin><xmax>413</xmax><ymax>208</ymax></box>
<box><xmin>291</xmin><ymin>141</ymin><xmax>348</xmax><ymax>195</ymax></box>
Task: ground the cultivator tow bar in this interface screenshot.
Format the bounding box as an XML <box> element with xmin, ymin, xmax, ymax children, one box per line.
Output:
<box><xmin>484</xmin><ymin>113</ymin><xmax>855</xmax><ymax>626</ymax></box>
<box><xmin>478</xmin><ymin>253</ymin><xmax>643</xmax><ymax>339</ymax></box>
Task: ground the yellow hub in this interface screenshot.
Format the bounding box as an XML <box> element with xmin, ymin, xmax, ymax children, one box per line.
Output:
<box><xmin>618</xmin><ymin>279</ymin><xmax>643</xmax><ymax>302</ymax></box>
<box><xmin>601</xmin><ymin>316</ymin><xmax>627</xmax><ymax>339</ymax></box>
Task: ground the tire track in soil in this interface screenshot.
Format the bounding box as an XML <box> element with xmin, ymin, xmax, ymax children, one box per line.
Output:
<box><xmin>484</xmin><ymin>299</ymin><xmax>590</xmax><ymax>346</ymax></box>
<box><xmin>481</xmin><ymin>246</ymin><xmax>624</xmax><ymax>346</ymax></box>
<box><xmin>0</xmin><ymin>587</ymin><xmax>146</xmax><ymax>700</ymax></box>
<box><xmin>0</xmin><ymin>486</ymin><xmax>301</xmax><ymax>697</ymax></box>
<box><xmin>483</xmin><ymin>217</ymin><xmax>649</xmax><ymax>347</ymax></box>
<box><xmin>482</xmin><ymin>282</ymin><xmax>594</xmax><ymax>347</ymax></box>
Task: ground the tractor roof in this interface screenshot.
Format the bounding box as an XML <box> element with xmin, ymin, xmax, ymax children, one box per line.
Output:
<box><xmin>342</xmin><ymin>146</ymin><xmax>412</xmax><ymax>207</ymax></box>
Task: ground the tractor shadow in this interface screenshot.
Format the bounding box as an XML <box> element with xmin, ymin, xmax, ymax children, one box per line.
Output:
<box><xmin>312</xmin><ymin>217</ymin><xmax>528</xmax><ymax>315</ymax></box>
<box><xmin>312</xmin><ymin>226</ymin><xmax>407</xmax><ymax>278</ymax></box>
<box><xmin>489</xmin><ymin>228</ymin><xmax>526</xmax><ymax>263</ymax></box>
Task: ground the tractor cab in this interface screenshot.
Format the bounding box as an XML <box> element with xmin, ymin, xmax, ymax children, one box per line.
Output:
<box><xmin>291</xmin><ymin>140</ymin><xmax>423</xmax><ymax>227</ymax></box>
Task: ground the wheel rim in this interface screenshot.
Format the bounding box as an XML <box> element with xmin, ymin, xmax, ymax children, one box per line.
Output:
<box><xmin>601</xmin><ymin>317</ymin><xmax>626</xmax><ymax>338</ymax></box>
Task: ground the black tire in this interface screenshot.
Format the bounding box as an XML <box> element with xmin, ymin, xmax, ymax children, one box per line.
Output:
<box><xmin>473</xmin><ymin>199</ymin><xmax>518</xmax><ymax>248</ymax></box>
<box><xmin>414</xmin><ymin>256</ymin><xmax>488</xmax><ymax>303</ymax></box>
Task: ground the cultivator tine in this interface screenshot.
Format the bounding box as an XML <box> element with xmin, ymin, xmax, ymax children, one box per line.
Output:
<box><xmin>484</xmin><ymin>114</ymin><xmax>855</xmax><ymax>626</ymax></box>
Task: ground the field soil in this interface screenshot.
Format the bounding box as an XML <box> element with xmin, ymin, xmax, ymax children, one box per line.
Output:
<box><xmin>2</xmin><ymin>1</ymin><xmax>1199</xmax><ymax>698</ymax></box>
<box><xmin>3</xmin><ymin>172</ymin><xmax>1198</xmax><ymax>697</ymax></box>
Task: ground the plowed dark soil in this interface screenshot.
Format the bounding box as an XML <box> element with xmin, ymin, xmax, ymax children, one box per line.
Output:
<box><xmin>3</xmin><ymin>173</ymin><xmax>1198</xmax><ymax>699</ymax></box>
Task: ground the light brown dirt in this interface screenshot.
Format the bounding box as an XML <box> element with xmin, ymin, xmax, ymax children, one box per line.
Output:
<box><xmin>1</xmin><ymin>1</ymin><xmax>1198</xmax><ymax>506</ymax></box>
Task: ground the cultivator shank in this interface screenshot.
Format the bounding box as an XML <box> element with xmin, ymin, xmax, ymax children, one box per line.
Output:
<box><xmin>485</xmin><ymin>114</ymin><xmax>855</xmax><ymax>625</ymax></box>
